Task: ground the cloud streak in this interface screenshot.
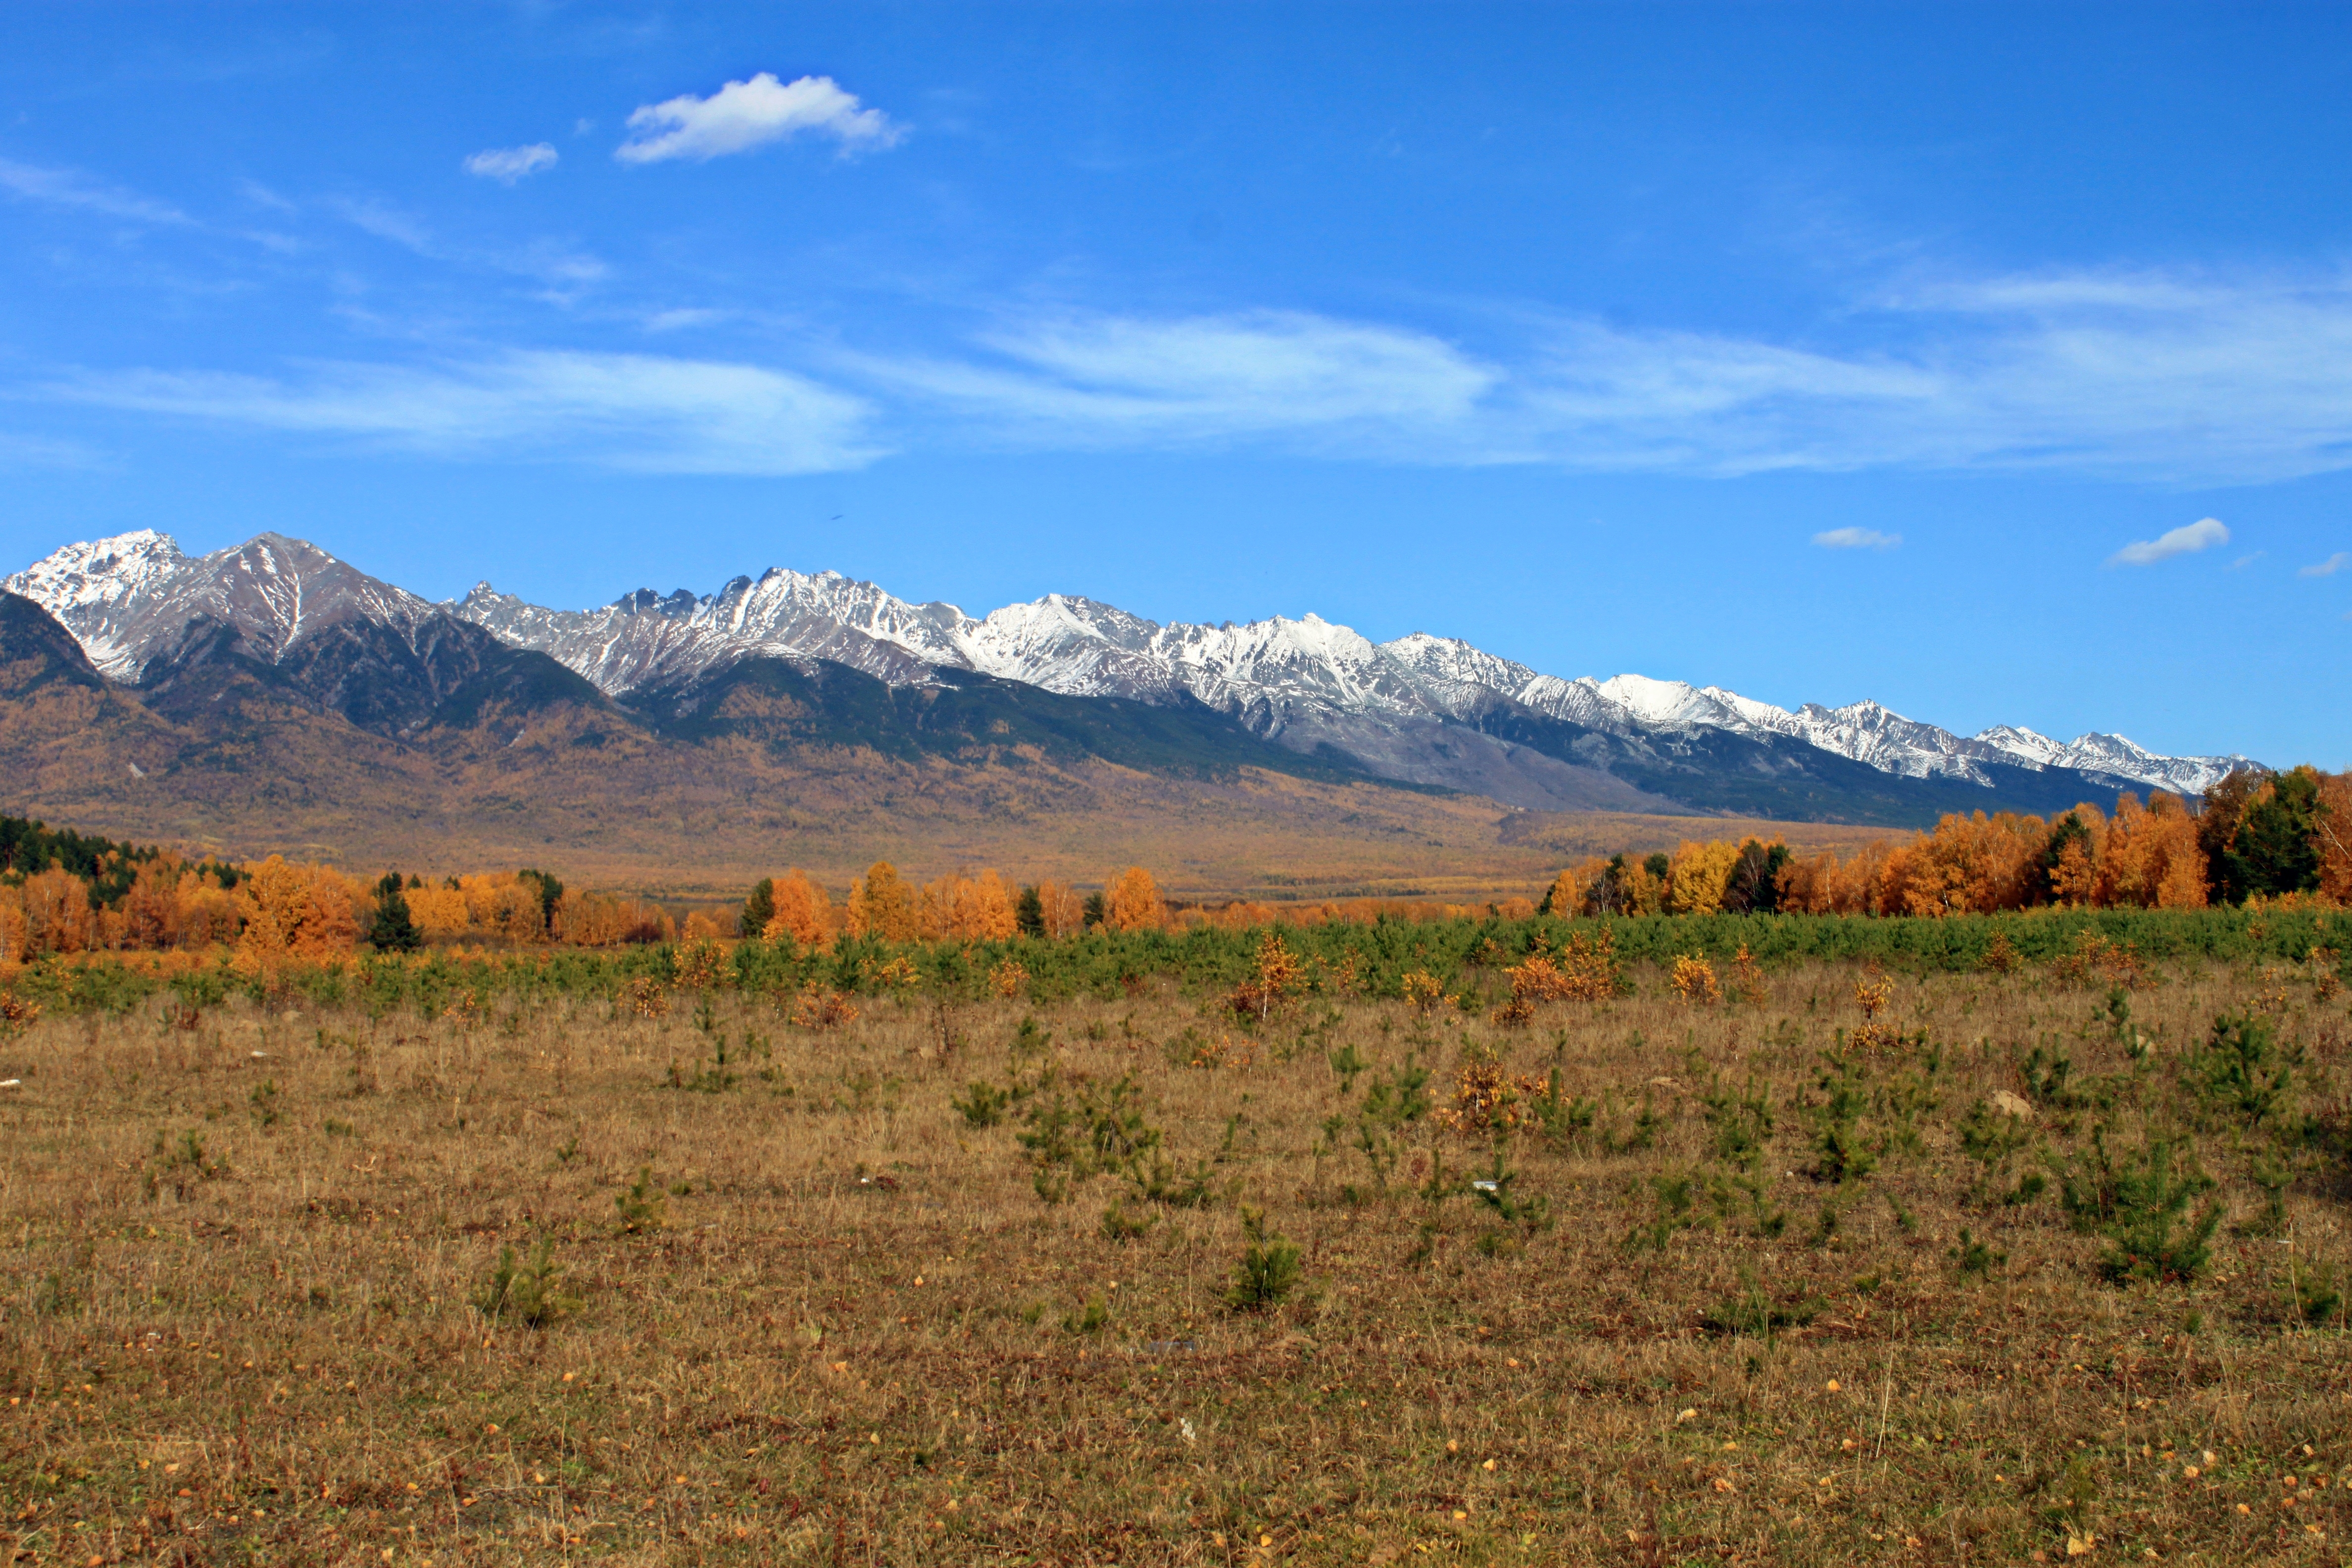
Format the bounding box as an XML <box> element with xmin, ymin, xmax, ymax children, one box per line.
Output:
<box><xmin>47</xmin><ymin>352</ymin><xmax>877</xmax><ymax>475</ymax></box>
<box><xmin>0</xmin><ymin>157</ymin><xmax>189</xmax><ymax>224</ymax></box>
<box><xmin>1813</xmin><ymin>527</ymin><xmax>1901</xmax><ymax>550</ymax></box>
<box><xmin>616</xmin><ymin>73</ymin><xmax>902</xmax><ymax>164</ymax></box>
<box><xmin>2300</xmin><ymin>552</ymin><xmax>2348</xmax><ymax>578</ymax></box>
<box><xmin>852</xmin><ymin>310</ymin><xmax>1497</xmax><ymax>456</ymax></box>
<box><xmin>31</xmin><ymin>233</ymin><xmax>2352</xmax><ymax>491</ymax></box>
<box><xmin>839</xmin><ymin>268</ymin><xmax>2352</xmax><ymax>484</ymax></box>
<box><xmin>2108</xmin><ymin>517</ymin><xmax>2230</xmax><ymax>567</ymax></box>
<box><xmin>464</xmin><ymin>144</ymin><xmax>558</xmax><ymax>184</ymax></box>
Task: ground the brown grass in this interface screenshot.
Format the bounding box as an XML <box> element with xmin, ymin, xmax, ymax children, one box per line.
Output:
<box><xmin>2</xmin><ymin>958</ymin><xmax>2348</xmax><ymax>1564</ymax></box>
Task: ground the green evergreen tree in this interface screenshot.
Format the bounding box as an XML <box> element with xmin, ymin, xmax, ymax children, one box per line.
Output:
<box><xmin>1016</xmin><ymin>884</ymin><xmax>1045</xmax><ymax>937</ymax></box>
<box><xmin>517</xmin><ymin>868</ymin><xmax>565</xmax><ymax>932</ymax></box>
<box><xmin>741</xmin><ymin>877</ymin><xmax>776</xmax><ymax>939</ymax></box>
<box><xmin>367</xmin><ymin>871</ymin><xmax>423</xmax><ymax>953</ymax></box>
<box><xmin>2229</xmin><ymin>767</ymin><xmax>2323</xmax><ymax>898</ymax></box>
<box><xmin>1724</xmin><ymin>839</ymin><xmax>1790</xmax><ymax>913</ymax></box>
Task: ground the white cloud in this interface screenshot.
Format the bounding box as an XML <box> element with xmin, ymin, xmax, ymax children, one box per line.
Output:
<box><xmin>464</xmin><ymin>144</ymin><xmax>559</xmax><ymax>184</ymax></box>
<box><xmin>643</xmin><ymin>308</ymin><xmax>727</xmax><ymax>332</ymax></box>
<box><xmin>826</xmin><ymin>269</ymin><xmax>2352</xmax><ymax>481</ymax></box>
<box><xmin>2230</xmin><ymin>552</ymin><xmax>2264</xmax><ymax>569</ymax></box>
<box><xmin>855</xmin><ymin>310</ymin><xmax>1495</xmax><ymax>453</ymax></box>
<box><xmin>0</xmin><ymin>431</ymin><xmax>98</xmax><ymax>469</ymax></box>
<box><xmin>236</xmin><ymin>177</ymin><xmax>295</xmax><ymax>213</ymax></box>
<box><xmin>331</xmin><ymin>196</ymin><xmax>435</xmax><ymax>253</ymax></box>
<box><xmin>615</xmin><ymin>73</ymin><xmax>903</xmax><ymax>164</ymax></box>
<box><xmin>326</xmin><ymin>197</ymin><xmax>604</xmax><ymax>301</ymax></box>
<box><xmin>2300</xmin><ymin>552</ymin><xmax>2349</xmax><ymax>578</ymax></box>
<box><xmin>48</xmin><ymin>351</ymin><xmax>877</xmax><ymax>475</ymax></box>
<box><xmin>0</xmin><ymin>157</ymin><xmax>189</xmax><ymax>224</ymax></box>
<box><xmin>1511</xmin><ymin>269</ymin><xmax>2352</xmax><ymax>482</ymax></box>
<box><xmin>2108</xmin><ymin>517</ymin><xmax>2230</xmax><ymax>567</ymax></box>
<box><xmin>1813</xmin><ymin>527</ymin><xmax>1901</xmax><ymax>550</ymax></box>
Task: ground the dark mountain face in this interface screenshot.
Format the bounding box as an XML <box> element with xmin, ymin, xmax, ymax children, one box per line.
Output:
<box><xmin>135</xmin><ymin>610</ymin><xmax>606</xmax><ymax>737</ymax></box>
<box><xmin>1463</xmin><ymin>703</ymin><xmax>2158</xmax><ymax>827</ymax></box>
<box><xmin>0</xmin><ymin>591</ymin><xmax>107</xmax><ymax>697</ymax></box>
<box><xmin>624</xmin><ymin>653</ymin><xmax>1406</xmax><ymax>786</ymax></box>
<box><xmin>2</xmin><ymin>532</ymin><xmax>2237</xmax><ymax>839</ymax></box>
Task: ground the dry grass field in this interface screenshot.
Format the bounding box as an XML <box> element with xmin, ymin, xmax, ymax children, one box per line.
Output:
<box><xmin>3</xmin><ymin>949</ymin><xmax>2349</xmax><ymax>1566</ymax></box>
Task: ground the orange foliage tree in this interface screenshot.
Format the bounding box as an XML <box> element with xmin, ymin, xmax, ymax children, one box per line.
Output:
<box><xmin>2094</xmin><ymin>793</ymin><xmax>2208</xmax><ymax>909</ymax></box>
<box><xmin>763</xmin><ymin>869</ymin><xmax>836</xmax><ymax>948</ymax></box>
<box><xmin>846</xmin><ymin>862</ymin><xmax>920</xmax><ymax>941</ymax></box>
<box><xmin>233</xmin><ymin>856</ymin><xmax>358</xmax><ymax>967</ymax></box>
<box><xmin>1033</xmin><ymin>881</ymin><xmax>1087</xmax><ymax>938</ymax></box>
<box><xmin>1103</xmin><ymin>866</ymin><xmax>1165</xmax><ymax>932</ymax></box>
<box><xmin>927</xmin><ymin>870</ymin><xmax>1019</xmax><ymax>941</ymax></box>
<box><xmin>2319</xmin><ymin>772</ymin><xmax>2352</xmax><ymax>903</ymax></box>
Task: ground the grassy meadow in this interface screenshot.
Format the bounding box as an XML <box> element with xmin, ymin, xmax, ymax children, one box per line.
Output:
<box><xmin>2</xmin><ymin>916</ymin><xmax>2350</xmax><ymax>1565</ymax></box>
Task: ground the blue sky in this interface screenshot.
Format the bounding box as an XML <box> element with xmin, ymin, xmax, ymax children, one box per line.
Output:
<box><xmin>3</xmin><ymin>3</ymin><xmax>2349</xmax><ymax>766</ymax></box>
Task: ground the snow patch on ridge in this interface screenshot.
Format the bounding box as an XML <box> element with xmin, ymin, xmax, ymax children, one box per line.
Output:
<box><xmin>5</xmin><ymin>529</ymin><xmax>2259</xmax><ymax>796</ymax></box>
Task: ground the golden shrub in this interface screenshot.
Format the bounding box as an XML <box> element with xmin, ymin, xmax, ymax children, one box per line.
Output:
<box><xmin>620</xmin><ymin>975</ymin><xmax>669</xmax><ymax>1019</ymax></box>
<box><xmin>1400</xmin><ymin>970</ymin><xmax>1446</xmax><ymax>1014</ymax></box>
<box><xmin>1853</xmin><ymin>965</ymin><xmax>1894</xmax><ymax>1021</ymax></box>
<box><xmin>1669</xmin><ymin>954</ymin><xmax>1720</xmax><ymax>1005</ymax></box>
<box><xmin>675</xmin><ymin>936</ymin><xmax>728</xmax><ymax>990</ymax></box>
<box><xmin>788</xmin><ymin>982</ymin><xmax>859</xmax><ymax>1030</ymax></box>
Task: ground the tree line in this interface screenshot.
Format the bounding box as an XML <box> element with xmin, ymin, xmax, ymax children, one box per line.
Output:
<box><xmin>3</xmin><ymin>767</ymin><xmax>2345</xmax><ymax>967</ymax></box>
<box><xmin>1544</xmin><ymin>769</ymin><xmax>2349</xmax><ymax>919</ymax></box>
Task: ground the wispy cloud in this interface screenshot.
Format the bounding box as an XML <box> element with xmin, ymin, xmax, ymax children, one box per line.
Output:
<box><xmin>2300</xmin><ymin>552</ymin><xmax>2349</xmax><ymax>578</ymax></box>
<box><xmin>2108</xmin><ymin>517</ymin><xmax>2230</xmax><ymax>567</ymax></box>
<box><xmin>831</xmin><ymin>267</ymin><xmax>2352</xmax><ymax>483</ymax></box>
<box><xmin>0</xmin><ymin>156</ymin><xmax>189</xmax><ymax>224</ymax></box>
<box><xmin>331</xmin><ymin>195</ymin><xmax>436</xmax><ymax>253</ymax></box>
<box><xmin>0</xmin><ymin>430</ymin><xmax>98</xmax><ymax>469</ymax></box>
<box><xmin>235</xmin><ymin>177</ymin><xmax>296</xmax><ymax>214</ymax></box>
<box><xmin>643</xmin><ymin>308</ymin><xmax>727</xmax><ymax>332</ymax></box>
<box><xmin>1813</xmin><ymin>527</ymin><xmax>1901</xmax><ymax>550</ymax></box>
<box><xmin>616</xmin><ymin>73</ymin><xmax>903</xmax><ymax>164</ymax></box>
<box><xmin>464</xmin><ymin>144</ymin><xmax>559</xmax><ymax>184</ymax></box>
<box><xmin>855</xmin><ymin>310</ymin><xmax>1495</xmax><ymax>453</ymax></box>
<box><xmin>2231</xmin><ymin>552</ymin><xmax>2265</xmax><ymax>570</ymax></box>
<box><xmin>326</xmin><ymin>196</ymin><xmax>604</xmax><ymax>301</ymax></box>
<box><xmin>47</xmin><ymin>352</ymin><xmax>877</xmax><ymax>475</ymax></box>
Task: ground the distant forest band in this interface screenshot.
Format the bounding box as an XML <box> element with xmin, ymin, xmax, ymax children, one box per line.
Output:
<box><xmin>1</xmin><ymin>768</ymin><xmax>2345</xmax><ymax>967</ymax></box>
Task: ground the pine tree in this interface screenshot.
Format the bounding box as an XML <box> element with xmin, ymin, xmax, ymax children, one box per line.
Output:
<box><xmin>1016</xmin><ymin>884</ymin><xmax>1044</xmax><ymax>938</ymax></box>
<box><xmin>367</xmin><ymin>871</ymin><xmax>423</xmax><ymax>953</ymax></box>
<box><xmin>741</xmin><ymin>877</ymin><xmax>776</xmax><ymax>939</ymax></box>
<box><xmin>517</xmin><ymin>868</ymin><xmax>565</xmax><ymax>934</ymax></box>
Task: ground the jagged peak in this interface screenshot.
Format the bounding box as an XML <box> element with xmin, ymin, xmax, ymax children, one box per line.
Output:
<box><xmin>5</xmin><ymin>529</ymin><xmax>2260</xmax><ymax>796</ymax></box>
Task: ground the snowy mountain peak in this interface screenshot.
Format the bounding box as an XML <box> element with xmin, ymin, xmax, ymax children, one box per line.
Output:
<box><xmin>5</xmin><ymin>529</ymin><xmax>2261</xmax><ymax>801</ymax></box>
<box><xmin>4</xmin><ymin>529</ymin><xmax>434</xmax><ymax>677</ymax></box>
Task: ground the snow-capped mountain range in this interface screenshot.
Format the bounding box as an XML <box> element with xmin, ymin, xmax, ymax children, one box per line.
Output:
<box><xmin>4</xmin><ymin>530</ymin><xmax>2254</xmax><ymax>803</ymax></box>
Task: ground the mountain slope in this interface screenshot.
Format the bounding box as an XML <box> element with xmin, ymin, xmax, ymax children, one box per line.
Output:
<box><xmin>0</xmin><ymin>590</ymin><xmax>108</xmax><ymax>696</ymax></box>
<box><xmin>134</xmin><ymin>609</ymin><xmax>607</xmax><ymax>740</ymax></box>
<box><xmin>6</xmin><ymin>530</ymin><xmax>2259</xmax><ymax>826</ymax></box>
<box><xmin>439</xmin><ymin>553</ymin><xmax>2250</xmax><ymax>800</ymax></box>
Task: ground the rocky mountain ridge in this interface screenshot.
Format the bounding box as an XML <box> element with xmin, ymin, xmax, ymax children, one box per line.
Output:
<box><xmin>5</xmin><ymin>530</ymin><xmax>2257</xmax><ymax>816</ymax></box>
